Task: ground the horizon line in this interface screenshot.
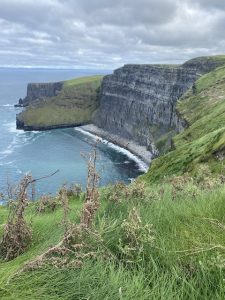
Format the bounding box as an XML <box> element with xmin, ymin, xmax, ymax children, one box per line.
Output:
<box><xmin>0</xmin><ymin>65</ymin><xmax>113</xmax><ymax>71</ymax></box>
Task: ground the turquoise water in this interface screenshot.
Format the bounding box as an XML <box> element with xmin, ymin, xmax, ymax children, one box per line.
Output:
<box><xmin>0</xmin><ymin>68</ymin><xmax>145</xmax><ymax>198</ymax></box>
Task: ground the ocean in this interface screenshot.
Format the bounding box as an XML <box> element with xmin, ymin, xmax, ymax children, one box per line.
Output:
<box><xmin>0</xmin><ymin>68</ymin><xmax>145</xmax><ymax>199</ymax></box>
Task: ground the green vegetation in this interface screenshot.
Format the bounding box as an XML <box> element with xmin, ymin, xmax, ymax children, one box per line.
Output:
<box><xmin>2</xmin><ymin>58</ymin><xmax>225</xmax><ymax>299</ymax></box>
<box><xmin>18</xmin><ymin>76</ymin><xmax>103</xmax><ymax>128</ymax></box>
<box><xmin>63</xmin><ymin>75</ymin><xmax>102</xmax><ymax>87</ymax></box>
<box><xmin>149</xmin><ymin>125</ymin><xmax>177</xmax><ymax>154</ymax></box>
<box><xmin>0</xmin><ymin>196</ymin><xmax>82</xmax><ymax>285</ymax></box>
<box><xmin>0</xmin><ymin>177</ymin><xmax>225</xmax><ymax>299</ymax></box>
<box><xmin>144</xmin><ymin>64</ymin><xmax>225</xmax><ymax>182</ymax></box>
<box><xmin>205</xmin><ymin>55</ymin><xmax>225</xmax><ymax>62</ymax></box>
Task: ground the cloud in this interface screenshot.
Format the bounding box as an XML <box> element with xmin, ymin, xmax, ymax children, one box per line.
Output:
<box><xmin>187</xmin><ymin>0</ymin><xmax>225</xmax><ymax>11</ymax></box>
<box><xmin>0</xmin><ymin>0</ymin><xmax>224</xmax><ymax>68</ymax></box>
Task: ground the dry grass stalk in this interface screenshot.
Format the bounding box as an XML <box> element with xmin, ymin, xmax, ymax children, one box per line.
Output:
<box><xmin>58</xmin><ymin>185</ymin><xmax>71</xmax><ymax>233</ymax></box>
<box><xmin>31</xmin><ymin>181</ymin><xmax>36</xmax><ymax>201</ymax></box>
<box><xmin>6</xmin><ymin>174</ymin><xmax>16</xmax><ymax>200</ymax></box>
<box><xmin>18</xmin><ymin>145</ymin><xmax>101</xmax><ymax>271</ymax></box>
<box><xmin>0</xmin><ymin>170</ymin><xmax>59</xmax><ymax>261</ymax></box>
<box><xmin>36</xmin><ymin>195</ymin><xmax>59</xmax><ymax>214</ymax></box>
<box><xmin>119</xmin><ymin>207</ymin><xmax>155</xmax><ymax>263</ymax></box>
<box><xmin>0</xmin><ymin>174</ymin><xmax>33</xmax><ymax>261</ymax></box>
<box><xmin>80</xmin><ymin>142</ymin><xmax>100</xmax><ymax>228</ymax></box>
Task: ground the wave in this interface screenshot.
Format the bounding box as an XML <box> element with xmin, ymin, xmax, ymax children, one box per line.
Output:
<box><xmin>0</xmin><ymin>160</ymin><xmax>15</xmax><ymax>167</ymax></box>
<box><xmin>0</xmin><ymin>149</ymin><xmax>13</xmax><ymax>155</ymax></box>
<box><xmin>3</xmin><ymin>104</ymin><xmax>14</xmax><ymax>107</ymax></box>
<box><xmin>0</xmin><ymin>123</ymin><xmax>45</xmax><ymax>161</ymax></box>
<box><xmin>74</xmin><ymin>128</ymin><xmax>148</xmax><ymax>172</ymax></box>
<box><xmin>4</xmin><ymin>122</ymin><xmax>43</xmax><ymax>139</ymax></box>
<box><xmin>3</xmin><ymin>121</ymin><xmax>22</xmax><ymax>134</ymax></box>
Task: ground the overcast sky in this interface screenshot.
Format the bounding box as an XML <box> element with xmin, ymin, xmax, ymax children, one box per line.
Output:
<box><xmin>0</xmin><ymin>0</ymin><xmax>224</xmax><ymax>69</ymax></box>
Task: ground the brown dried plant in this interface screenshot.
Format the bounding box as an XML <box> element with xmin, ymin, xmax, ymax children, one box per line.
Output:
<box><xmin>118</xmin><ymin>207</ymin><xmax>155</xmax><ymax>263</ymax></box>
<box><xmin>20</xmin><ymin>144</ymin><xmax>101</xmax><ymax>270</ymax></box>
<box><xmin>0</xmin><ymin>174</ymin><xmax>33</xmax><ymax>261</ymax></box>
<box><xmin>58</xmin><ymin>185</ymin><xmax>71</xmax><ymax>234</ymax></box>
<box><xmin>65</xmin><ymin>183</ymin><xmax>82</xmax><ymax>198</ymax></box>
<box><xmin>0</xmin><ymin>170</ymin><xmax>59</xmax><ymax>261</ymax></box>
<box><xmin>107</xmin><ymin>180</ymin><xmax>146</xmax><ymax>203</ymax></box>
<box><xmin>6</xmin><ymin>173</ymin><xmax>16</xmax><ymax>200</ymax></box>
<box><xmin>36</xmin><ymin>195</ymin><xmax>59</xmax><ymax>214</ymax></box>
<box><xmin>80</xmin><ymin>141</ymin><xmax>100</xmax><ymax>228</ymax></box>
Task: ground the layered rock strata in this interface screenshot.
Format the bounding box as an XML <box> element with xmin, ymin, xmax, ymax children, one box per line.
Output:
<box><xmin>15</xmin><ymin>56</ymin><xmax>225</xmax><ymax>160</ymax></box>
<box><xmin>15</xmin><ymin>82</ymin><xmax>63</xmax><ymax>107</ymax></box>
<box><xmin>93</xmin><ymin>57</ymin><xmax>225</xmax><ymax>154</ymax></box>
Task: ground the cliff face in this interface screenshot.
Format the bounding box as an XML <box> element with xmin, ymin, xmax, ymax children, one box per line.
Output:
<box><xmin>15</xmin><ymin>56</ymin><xmax>225</xmax><ymax>158</ymax></box>
<box><xmin>93</xmin><ymin>57</ymin><xmax>225</xmax><ymax>154</ymax></box>
<box><xmin>16</xmin><ymin>76</ymin><xmax>102</xmax><ymax>130</ymax></box>
<box><xmin>144</xmin><ymin>62</ymin><xmax>225</xmax><ymax>181</ymax></box>
<box><xmin>182</xmin><ymin>56</ymin><xmax>225</xmax><ymax>74</ymax></box>
<box><xmin>16</xmin><ymin>82</ymin><xmax>63</xmax><ymax>107</ymax></box>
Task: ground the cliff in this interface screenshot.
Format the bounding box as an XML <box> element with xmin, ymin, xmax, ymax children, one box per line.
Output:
<box><xmin>15</xmin><ymin>82</ymin><xmax>63</xmax><ymax>107</ymax></box>
<box><xmin>16</xmin><ymin>76</ymin><xmax>103</xmax><ymax>130</ymax></box>
<box><xmin>93</xmin><ymin>56</ymin><xmax>225</xmax><ymax>155</ymax></box>
<box><xmin>3</xmin><ymin>57</ymin><xmax>225</xmax><ymax>299</ymax></box>
<box><xmin>143</xmin><ymin>62</ymin><xmax>225</xmax><ymax>181</ymax></box>
<box><xmin>16</xmin><ymin>55</ymin><xmax>225</xmax><ymax>159</ymax></box>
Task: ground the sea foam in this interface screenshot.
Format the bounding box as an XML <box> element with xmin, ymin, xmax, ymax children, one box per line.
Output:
<box><xmin>3</xmin><ymin>104</ymin><xmax>14</xmax><ymax>107</ymax></box>
<box><xmin>74</xmin><ymin>127</ymin><xmax>148</xmax><ymax>172</ymax></box>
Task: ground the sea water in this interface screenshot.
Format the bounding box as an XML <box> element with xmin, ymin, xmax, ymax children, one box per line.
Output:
<box><xmin>0</xmin><ymin>68</ymin><xmax>145</xmax><ymax>198</ymax></box>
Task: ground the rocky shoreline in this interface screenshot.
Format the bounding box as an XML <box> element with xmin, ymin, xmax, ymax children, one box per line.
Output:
<box><xmin>16</xmin><ymin>121</ymin><xmax>86</xmax><ymax>131</ymax></box>
<box><xmin>79</xmin><ymin>124</ymin><xmax>154</xmax><ymax>166</ymax></box>
<box><xmin>16</xmin><ymin>113</ymin><xmax>87</xmax><ymax>131</ymax></box>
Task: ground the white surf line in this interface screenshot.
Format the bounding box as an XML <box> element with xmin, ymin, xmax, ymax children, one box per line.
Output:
<box><xmin>3</xmin><ymin>121</ymin><xmax>22</xmax><ymax>134</ymax></box>
<box><xmin>2</xmin><ymin>104</ymin><xmax>14</xmax><ymax>107</ymax></box>
<box><xmin>0</xmin><ymin>123</ymin><xmax>42</xmax><ymax>161</ymax></box>
<box><xmin>74</xmin><ymin>127</ymin><xmax>149</xmax><ymax>172</ymax></box>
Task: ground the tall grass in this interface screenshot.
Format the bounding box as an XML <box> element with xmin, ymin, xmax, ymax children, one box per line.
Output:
<box><xmin>0</xmin><ymin>177</ymin><xmax>225</xmax><ymax>299</ymax></box>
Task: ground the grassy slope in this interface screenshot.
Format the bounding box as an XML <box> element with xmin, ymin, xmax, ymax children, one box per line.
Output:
<box><xmin>0</xmin><ymin>182</ymin><xmax>225</xmax><ymax>299</ymax></box>
<box><xmin>0</xmin><ymin>198</ymin><xmax>83</xmax><ymax>284</ymax></box>
<box><xmin>144</xmin><ymin>64</ymin><xmax>225</xmax><ymax>182</ymax></box>
<box><xmin>18</xmin><ymin>76</ymin><xmax>103</xmax><ymax>127</ymax></box>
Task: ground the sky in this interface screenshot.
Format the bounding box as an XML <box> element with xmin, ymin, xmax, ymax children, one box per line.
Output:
<box><xmin>0</xmin><ymin>0</ymin><xmax>225</xmax><ymax>69</ymax></box>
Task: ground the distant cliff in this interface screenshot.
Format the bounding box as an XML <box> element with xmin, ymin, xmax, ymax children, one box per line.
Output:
<box><xmin>15</xmin><ymin>82</ymin><xmax>63</xmax><ymax>107</ymax></box>
<box><xmin>16</xmin><ymin>76</ymin><xmax>102</xmax><ymax>130</ymax></box>
<box><xmin>93</xmin><ymin>56</ymin><xmax>225</xmax><ymax>154</ymax></box>
<box><xmin>16</xmin><ymin>56</ymin><xmax>225</xmax><ymax>158</ymax></box>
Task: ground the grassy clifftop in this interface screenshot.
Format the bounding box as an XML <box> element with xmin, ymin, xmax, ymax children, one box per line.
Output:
<box><xmin>144</xmin><ymin>64</ymin><xmax>225</xmax><ymax>182</ymax></box>
<box><xmin>17</xmin><ymin>76</ymin><xmax>103</xmax><ymax>129</ymax></box>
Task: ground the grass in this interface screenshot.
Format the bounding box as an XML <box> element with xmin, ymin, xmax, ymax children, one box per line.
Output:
<box><xmin>184</xmin><ymin>55</ymin><xmax>225</xmax><ymax>65</ymax></box>
<box><xmin>19</xmin><ymin>105</ymin><xmax>95</xmax><ymax>127</ymax></box>
<box><xmin>0</xmin><ymin>197</ymin><xmax>83</xmax><ymax>285</ymax></box>
<box><xmin>0</xmin><ymin>179</ymin><xmax>225</xmax><ymax>299</ymax></box>
<box><xmin>63</xmin><ymin>75</ymin><xmax>103</xmax><ymax>87</ymax></box>
<box><xmin>18</xmin><ymin>76</ymin><xmax>103</xmax><ymax>128</ymax></box>
<box><xmin>144</xmin><ymin>64</ymin><xmax>225</xmax><ymax>182</ymax></box>
<box><xmin>207</xmin><ymin>55</ymin><xmax>225</xmax><ymax>62</ymax></box>
<box><xmin>2</xmin><ymin>56</ymin><xmax>225</xmax><ymax>299</ymax></box>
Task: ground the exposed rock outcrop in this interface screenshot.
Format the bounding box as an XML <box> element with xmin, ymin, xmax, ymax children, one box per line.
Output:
<box><xmin>15</xmin><ymin>82</ymin><xmax>63</xmax><ymax>107</ymax></box>
<box><xmin>93</xmin><ymin>57</ymin><xmax>225</xmax><ymax>155</ymax></box>
<box><xmin>15</xmin><ymin>56</ymin><xmax>225</xmax><ymax>161</ymax></box>
<box><xmin>182</xmin><ymin>56</ymin><xmax>225</xmax><ymax>74</ymax></box>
